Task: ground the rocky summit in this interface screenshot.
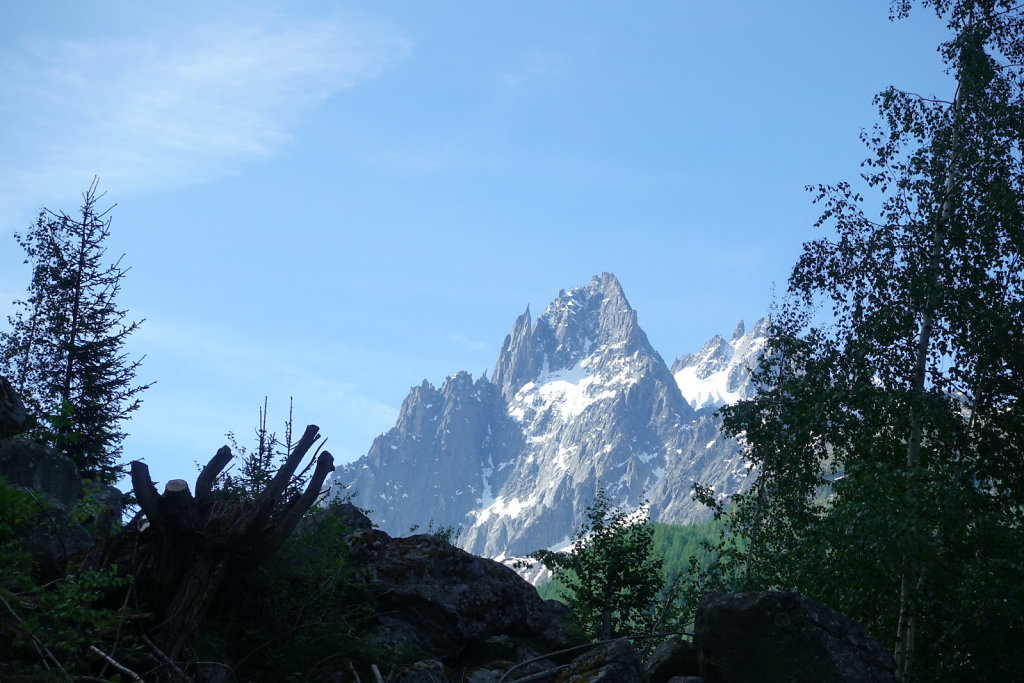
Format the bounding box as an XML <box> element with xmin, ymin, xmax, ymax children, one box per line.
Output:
<box><xmin>337</xmin><ymin>273</ymin><xmax>767</xmax><ymax>560</ymax></box>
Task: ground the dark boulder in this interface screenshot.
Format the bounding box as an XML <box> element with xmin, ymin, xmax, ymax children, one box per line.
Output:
<box><xmin>555</xmin><ymin>638</ymin><xmax>647</xmax><ymax>682</ymax></box>
<box><xmin>354</xmin><ymin>525</ymin><xmax>576</xmax><ymax>661</ymax></box>
<box><xmin>330</xmin><ymin>500</ymin><xmax>375</xmax><ymax>531</ymax></box>
<box><xmin>0</xmin><ymin>375</ymin><xmax>30</xmax><ymax>438</ymax></box>
<box><xmin>0</xmin><ymin>438</ymin><xmax>90</xmax><ymax>576</ymax></box>
<box><xmin>0</xmin><ymin>438</ymin><xmax>82</xmax><ymax>510</ymax></box>
<box><xmin>647</xmin><ymin>636</ymin><xmax>699</xmax><ymax>682</ymax></box>
<box><xmin>695</xmin><ymin>591</ymin><xmax>896</xmax><ymax>683</ymax></box>
<box><xmin>0</xmin><ymin>436</ymin><xmax>127</xmax><ymax>577</ymax></box>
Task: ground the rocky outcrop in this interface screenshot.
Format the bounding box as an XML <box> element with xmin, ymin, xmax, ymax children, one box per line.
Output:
<box><xmin>0</xmin><ymin>438</ymin><xmax>82</xmax><ymax>510</ymax></box>
<box><xmin>0</xmin><ymin>436</ymin><xmax>124</xmax><ymax>578</ymax></box>
<box><xmin>694</xmin><ymin>591</ymin><xmax>896</xmax><ymax>683</ymax></box>
<box><xmin>342</xmin><ymin>504</ymin><xmax>577</xmax><ymax>664</ymax></box>
<box><xmin>345</xmin><ymin>548</ymin><xmax>894</xmax><ymax>683</ymax></box>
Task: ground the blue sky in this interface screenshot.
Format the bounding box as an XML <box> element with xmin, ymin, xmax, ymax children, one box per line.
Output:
<box><xmin>0</xmin><ymin>2</ymin><xmax>951</xmax><ymax>488</ymax></box>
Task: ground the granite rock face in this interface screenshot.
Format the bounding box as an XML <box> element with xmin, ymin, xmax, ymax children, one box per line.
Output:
<box><xmin>339</xmin><ymin>274</ymin><xmax>768</xmax><ymax>559</ymax></box>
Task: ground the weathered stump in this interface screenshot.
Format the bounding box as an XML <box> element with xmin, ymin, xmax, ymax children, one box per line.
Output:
<box><xmin>130</xmin><ymin>425</ymin><xmax>334</xmax><ymax>665</ymax></box>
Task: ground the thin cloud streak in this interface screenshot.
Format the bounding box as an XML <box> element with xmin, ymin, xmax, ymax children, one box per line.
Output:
<box><xmin>124</xmin><ymin>314</ymin><xmax>398</xmax><ymax>469</ymax></box>
<box><xmin>498</xmin><ymin>49</ymin><xmax>567</xmax><ymax>92</ymax></box>
<box><xmin>447</xmin><ymin>332</ymin><xmax>489</xmax><ymax>353</ymax></box>
<box><xmin>0</xmin><ymin>14</ymin><xmax>410</xmax><ymax>224</ymax></box>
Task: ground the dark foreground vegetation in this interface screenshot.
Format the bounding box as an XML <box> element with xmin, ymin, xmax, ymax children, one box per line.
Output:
<box><xmin>0</xmin><ymin>404</ymin><xmax>900</xmax><ymax>682</ymax></box>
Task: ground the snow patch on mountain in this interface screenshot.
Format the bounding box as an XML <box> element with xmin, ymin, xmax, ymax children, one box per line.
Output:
<box><xmin>675</xmin><ymin>364</ymin><xmax>744</xmax><ymax>409</ymax></box>
<box><xmin>672</xmin><ymin>318</ymin><xmax>768</xmax><ymax>410</ymax></box>
<box><xmin>476</xmin><ymin>495</ymin><xmax>530</xmax><ymax>522</ymax></box>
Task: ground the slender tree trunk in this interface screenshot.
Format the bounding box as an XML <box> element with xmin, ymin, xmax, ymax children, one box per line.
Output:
<box><xmin>894</xmin><ymin>80</ymin><xmax>962</xmax><ymax>681</ymax></box>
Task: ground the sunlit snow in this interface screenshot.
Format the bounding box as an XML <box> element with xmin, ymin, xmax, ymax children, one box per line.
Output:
<box><xmin>475</xmin><ymin>495</ymin><xmax>530</xmax><ymax>523</ymax></box>
<box><xmin>674</xmin><ymin>365</ymin><xmax>742</xmax><ymax>409</ymax></box>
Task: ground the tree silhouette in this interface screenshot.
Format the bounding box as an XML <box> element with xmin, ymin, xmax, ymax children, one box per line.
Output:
<box><xmin>1</xmin><ymin>179</ymin><xmax>151</xmax><ymax>481</ymax></box>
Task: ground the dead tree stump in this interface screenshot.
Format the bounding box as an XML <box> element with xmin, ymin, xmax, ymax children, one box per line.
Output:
<box><xmin>130</xmin><ymin>424</ymin><xmax>335</xmax><ymax>665</ymax></box>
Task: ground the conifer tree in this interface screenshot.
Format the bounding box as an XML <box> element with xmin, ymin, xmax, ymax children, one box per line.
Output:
<box><xmin>1</xmin><ymin>179</ymin><xmax>151</xmax><ymax>482</ymax></box>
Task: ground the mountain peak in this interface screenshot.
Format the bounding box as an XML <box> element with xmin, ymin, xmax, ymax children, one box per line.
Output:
<box><xmin>492</xmin><ymin>273</ymin><xmax>648</xmax><ymax>400</ymax></box>
<box><xmin>340</xmin><ymin>275</ymin><xmax>761</xmax><ymax>561</ymax></box>
<box><xmin>731</xmin><ymin>320</ymin><xmax>745</xmax><ymax>340</ymax></box>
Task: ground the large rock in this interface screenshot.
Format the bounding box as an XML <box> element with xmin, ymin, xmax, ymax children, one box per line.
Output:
<box><xmin>647</xmin><ymin>636</ymin><xmax>699</xmax><ymax>682</ymax></box>
<box><xmin>349</xmin><ymin>506</ymin><xmax>577</xmax><ymax>661</ymax></box>
<box><xmin>0</xmin><ymin>439</ymin><xmax>90</xmax><ymax>578</ymax></box>
<box><xmin>0</xmin><ymin>436</ymin><xmax>125</xmax><ymax>576</ymax></box>
<box><xmin>0</xmin><ymin>438</ymin><xmax>82</xmax><ymax>510</ymax></box>
<box><xmin>695</xmin><ymin>591</ymin><xmax>896</xmax><ymax>683</ymax></box>
<box><xmin>0</xmin><ymin>375</ymin><xmax>30</xmax><ymax>437</ymax></box>
<box><xmin>556</xmin><ymin>638</ymin><xmax>647</xmax><ymax>682</ymax></box>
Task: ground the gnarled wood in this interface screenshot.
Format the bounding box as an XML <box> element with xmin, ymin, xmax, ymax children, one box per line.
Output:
<box><xmin>194</xmin><ymin>445</ymin><xmax>232</xmax><ymax>501</ymax></box>
<box><xmin>247</xmin><ymin>451</ymin><xmax>335</xmax><ymax>565</ymax></box>
<box><xmin>129</xmin><ymin>424</ymin><xmax>335</xmax><ymax>668</ymax></box>
<box><xmin>130</xmin><ymin>460</ymin><xmax>162</xmax><ymax>526</ymax></box>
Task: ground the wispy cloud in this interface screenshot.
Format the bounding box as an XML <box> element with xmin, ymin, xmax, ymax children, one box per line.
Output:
<box><xmin>0</xmin><ymin>13</ymin><xmax>410</xmax><ymax>224</ymax></box>
<box><xmin>498</xmin><ymin>49</ymin><xmax>567</xmax><ymax>93</ymax></box>
<box><xmin>446</xmin><ymin>332</ymin><xmax>488</xmax><ymax>353</ymax></box>
<box><xmin>368</xmin><ymin>145</ymin><xmax>464</xmax><ymax>175</ymax></box>
<box><xmin>124</xmin><ymin>313</ymin><xmax>397</xmax><ymax>469</ymax></box>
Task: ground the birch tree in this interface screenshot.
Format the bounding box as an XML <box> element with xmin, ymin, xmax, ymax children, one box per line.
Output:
<box><xmin>702</xmin><ymin>2</ymin><xmax>1024</xmax><ymax>679</ymax></box>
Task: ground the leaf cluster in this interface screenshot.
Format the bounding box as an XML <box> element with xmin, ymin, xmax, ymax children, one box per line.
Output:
<box><xmin>0</xmin><ymin>476</ymin><xmax>131</xmax><ymax>680</ymax></box>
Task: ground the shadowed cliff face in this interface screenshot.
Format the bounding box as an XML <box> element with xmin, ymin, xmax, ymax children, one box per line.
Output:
<box><xmin>339</xmin><ymin>273</ymin><xmax>766</xmax><ymax>559</ymax></box>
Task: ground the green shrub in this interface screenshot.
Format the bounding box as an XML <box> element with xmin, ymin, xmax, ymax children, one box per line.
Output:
<box><xmin>197</xmin><ymin>497</ymin><xmax>384</xmax><ymax>680</ymax></box>
<box><xmin>0</xmin><ymin>476</ymin><xmax>129</xmax><ymax>679</ymax></box>
<box><xmin>530</xmin><ymin>489</ymin><xmax>665</xmax><ymax>640</ymax></box>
